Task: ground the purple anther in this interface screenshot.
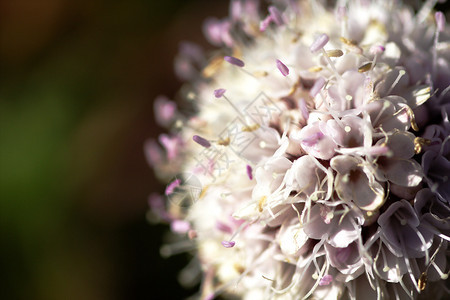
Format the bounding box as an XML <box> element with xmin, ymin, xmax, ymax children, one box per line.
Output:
<box><xmin>224</xmin><ymin>55</ymin><xmax>245</xmax><ymax>67</ymax></box>
<box><xmin>370</xmin><ymin>44</ymin><xmax>386</xmax><ymax>55</ymax></box>
<box><xmin>268</xmin><ymin>6</ymin><xmax>284</xmax><ymax>25</ymax></box>
<box><xmin>435</xmin><ymin>11</ymin><xmax>446</xmax><ymax>33</ymax></box>
<box><xmin>319</xmin><ymin>274</ymin><xmax>333</xmax><ymax>286</ymax></box>
<box><xmin>310</xmin><ymin>77</ymin><xmax>326</xmax><ymax>97</ymax></box>
<box><xmin>310</xmin><ymin>34</ymin><xmax>329</xmax><ymax>53</ymax></box>
<box><xmin>214</xmin><ymin>88</ymin><xmax>226</xmax><ymax>98</ymax></box>
<box><xmin>221</xmin><ymin>240</ymin><xmax>236</xmax><ymax>248</ymax></box>
<box><xmin>276</xmin><ymin>59</ymin><xmax>289</xmax><ymax>76</ymax></box>
<box><xmin>246</xmin><ymin>165</ymin><xmax>253</xmax><ymax>180</ymax></box>
<box><xmin>165</xmin><ymin>179</ymin><xmax>181</xmax><ymax>196</ymax></box>
<box><xmin>193</xmin><ymin>135</ymin><xmax>211</xmax><ymax>148</ymax></box>
<box><xmin>298</xmin><ymin>98</ymin><xmax>309</xmax><ymax>120</ymax></box>
<box><xmin>260</xmin><ymin>15</ymin><xmax>273</xmax><ymax>32</ymax></box>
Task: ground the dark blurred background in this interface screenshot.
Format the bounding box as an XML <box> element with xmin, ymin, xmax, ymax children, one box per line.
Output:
<box><xmin>0</xmin><ymin>0</ymin><xmax>226</xmax><ymax>299</ymax></box>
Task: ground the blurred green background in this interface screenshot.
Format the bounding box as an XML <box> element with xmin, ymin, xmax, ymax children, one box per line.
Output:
<box><xmin>0</xmin><ymin>0</ymin><xmax>226</xmax><ymax>299</ymax></box>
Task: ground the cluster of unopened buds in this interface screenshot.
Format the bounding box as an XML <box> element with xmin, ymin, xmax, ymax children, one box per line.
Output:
<box><xmin>146</xmin><ymin>0</ymin><xmax>450</xmax><ymax>299</ymax></box>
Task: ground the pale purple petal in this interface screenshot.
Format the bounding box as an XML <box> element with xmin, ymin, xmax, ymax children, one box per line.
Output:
<box><xmin>154</xmin><ymin>96</ymin><xmax>176</xmax><ymax>126</ymax></box>
<box><xmin>216</xmin><ymin>221</ymin><xmax>233</xmax><ymax>234</ymax></box>
<box><xmin>144</xmin><ymin>140</ymin><xmax>163</xmax><ymax>166</ymax></box>
<box><xmin>384</xmin><ymin>159</ymin><xmax>423</xmax><ymax>187</ymax></box>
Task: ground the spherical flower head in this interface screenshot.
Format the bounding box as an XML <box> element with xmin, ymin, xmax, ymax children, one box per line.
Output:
<box><xmin>147</xmin><ymin>1</ymin><xmax>450</xmax><ymax>299</ymax></box>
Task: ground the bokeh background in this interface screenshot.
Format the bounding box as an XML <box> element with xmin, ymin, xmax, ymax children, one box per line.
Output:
<box><xmin>0</xmin><ymin>0</ymin><xmax>226</xmax><ymax>299</ymax></box>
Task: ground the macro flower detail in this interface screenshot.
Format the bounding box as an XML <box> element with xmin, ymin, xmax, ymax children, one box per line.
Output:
<box><xmin>147</xmin><ymin>0</ymin><xmax>450</xmax><ymax>299</ymax></box>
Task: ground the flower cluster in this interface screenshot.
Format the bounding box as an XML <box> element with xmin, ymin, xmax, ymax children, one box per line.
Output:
<box><xmin>147</xmin><ymin>0</ymin><xmax>450</xmax><ymax>299</ymax></box>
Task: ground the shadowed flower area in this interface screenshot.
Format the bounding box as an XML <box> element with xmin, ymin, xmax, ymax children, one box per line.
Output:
<box><xmin>0</xmin><ymin>0</ymin><xmax>226</xmax><ymax>299</ymax></box>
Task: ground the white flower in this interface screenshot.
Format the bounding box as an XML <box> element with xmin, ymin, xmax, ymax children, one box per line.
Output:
<box><xmin>148</xmin><ymin>0</ymin><xmax>450</xmax><ymax>299</ymax></box>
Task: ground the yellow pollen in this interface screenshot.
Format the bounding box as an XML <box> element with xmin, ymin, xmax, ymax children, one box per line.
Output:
<box><xmin>345</xmin><ymin>95</ymin><xmax>353</xmax><ymax>101</ymax></box>
<box><xmin>308</xmin><ymin>66</ymin><xmax>323</xmax><ymax>72</ymax></box>
<box><xmin>258</xmin><ymin>196</ymin><xmax>267</xmax><ymax>212</ymax></box>
<box><xmin>358</xmin><ymin>62</ymin><xmax>373</xmax><ymax>73</ymax></box>
<box><xmin>344</xmin><ymin>125</ymin><xmax>351</xmax><ymax>132</ymax></box>
<box><xmin>414</xmin><ymin>137</ymin><xmax>431</xmax><ymax>154</ymax></box>
<box><xmin>234</xmin><ymin>263</ymin><xmax>245</xmax><ymax>274</ymax></box>
<box><xmin>199</xmin><ymin>185</ymin><xmax>209</xmax><ymax>199</ymax></box>
<box><xmin>242</xmin><ymin>123</ymin><xmax>260</xmax><ymax>132</ymax></box>
<box><xmin>259</xmin><ymin>141</ymin><xmax>267</xmax><ymax>148</ymax></box>
<box><xmin>326</xmin><ymin>49</ymin><xmax>344</xmax><ymax>57</ymax></box>
<box><xmin>253</xmin><ymin>70</ymin><xmax>268</xmax><ymax>77</ymax></box>
<box><xmin>202</xmin><ymin>56</ymin><xmax>224</xmax><ymax>78</ymax></box>
<box><xmin>418</xmin><ymin>272</ymin><xmax>427</xmax><ymax>291</ymax></box>
<box><xmin>218</xmin><ymin>137</ymin><xmax>230</xmax><ymax>146</ymax></box>
<box><xmin>340</xmin><ymin>37</ymin><xmax>357</xmax><ymax>46</ymax></box>
<box><xmin>308</xmin><ymin>66</ymin><xmax>323</xmax><ymax>73</ymax></box>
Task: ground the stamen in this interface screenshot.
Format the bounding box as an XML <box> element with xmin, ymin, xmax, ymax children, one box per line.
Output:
<box><xmin>276</xmin><ymin>59</ymin><xmax>290</xmax><ymax>76</ymax></box>
<box><xmin>414</xmin><ymin>137</ymin><xmax>431</xmax><ymax>154</ymax></box>
<box><xmin>171</xmin><ymin>219</ymin><xmax>191</xmax><ymax>233</ymax></box>
<box><xmin>418</xmin><ymin>272</ymin><xmax>427</xmax><ymax>291</ymax></box>
<box><xmin>308</xmin><ymin>66</ymin><xmax>323</xmax><ymax>72</ymax></box>
<box><xmin>430</xmin><ymin>260</ymin><xmax>449</xmax><ymax>279</ymax></box>
<box><xmin>386</xmin><ymin>69</ymin><xmax>406</xmax><ymax>95</ymax></box>
<box><xmin>214</xmin><ymin>88</ymin><xmax>226</xmax><ymax>98</ymax></box>
<box><xmin>224</xmin><ymin>55</ymin><xmax>245</xmax><ymax>67</ymax></box>
<box><xmin>260</xmin><ymin>15</ymin><xmax>274</xmax><ymax>32</ymax></box>
<box><xmin>221</xmin><ymin>240</ymin><xmax>236</xmax><ymax>248</ymax></box>
<box><xmin>268</xmin><ymin>6</ymin><xmax>284</xmax><ymax>26</ymax></box>
<box><xmin>216</xmin><ymin>93</ymin><xmax>247</xmax><ymax>119</ymax></box>
<box><xmin>435</xmin><ymin>11</ymin><xmax>446</xmax><ymax>32</ymax></box>
<box><xmin>310</xmin><ymin>34</ymin><xmax>329</xmax><ymax>53</ymax></box>
<box><xmin>319</xmin><ymin>274</ymin><xmax>333</xmax><ymax>286</ymax></box>
<box><xmin>416</xmin><ymin>0</ymin><xmax>439</xmax><ymax>24</ymax></box>
<box><xmin>358</xmin><ymin>62</ymin><xmax>373</xmax><ymax>73</ymax></box>
<box><xmin>320</xmin><ymin>49</ymin><xmax>341</xmax><ymax>79</ymax></box>
<box><xmin>310</xmin><ymin>77</ymin><xmax>326</xmax><ymax>97</ymax></box>
<box><xmin>242</xmin><ymin>123</ymin><xmax>260</xmax><ymax>132</ymax></box>
<box><xmin>193</xmin><ymin>135</ymin><xmax>211</xmax><ymax>148</ymax></box>
<box><xmin>326</xmin><ymin>49</ymin><xmax>344</xmax><ymax>57</ymax></box>
<box><xmin>165</xmin><ymin>179</ymin><xmax>181</xmax><ymax>195</ymax></box>
<box><xmin>246</xmin><ymin>165</ymin><xmax>253</xmax><ymax>180</ymax></box>
<box><xmin>160</xmin><ymin>239</ymin><xmax>196</xmax><ymax>257</ymax></box>
<box><xmin>298</xmin><ymin>98</ymin><xmax>310</xmax><ymax>120</ymax></box>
